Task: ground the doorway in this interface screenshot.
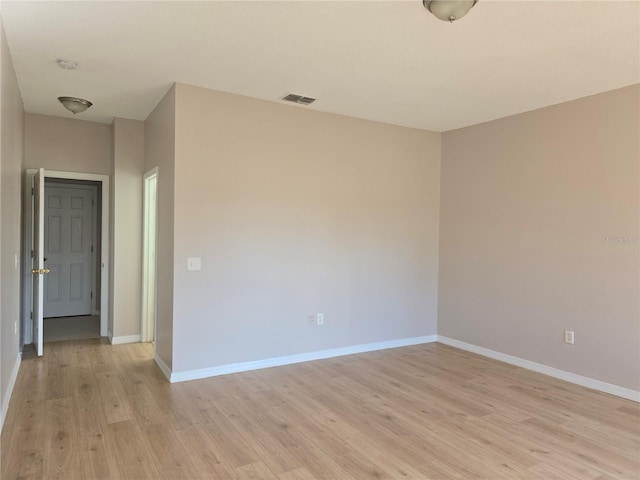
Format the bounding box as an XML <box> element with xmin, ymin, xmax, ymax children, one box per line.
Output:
<box><xmin>141</xmin><ymin>168</ymin><xmax>158</xmax><ymax>344</ymax></box>
<box><xmin>42</xmin><ymin>178</ymin><xmax>100</xmax><ymax>342</ymax></box>
<box><xmin>23</xmin><ymin>169</ymin><xmax>110</xmax><ymax>355</ymax></box>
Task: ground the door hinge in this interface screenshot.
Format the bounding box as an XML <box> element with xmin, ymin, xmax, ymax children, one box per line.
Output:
<box><xmin>30</xmin><ymin>312</ymin><xmax>33</xmax><ymax>320</ymax></box>
<box><xmin>91</xmin><ymin>291</ymin><xmax>93</xmax><ymax>299</ymax></box>
<box><xmin>91</xmin><ymin>245</ymin><xmax>94</xmax><ymax>253</ymax></box>
<box><xmin>31</xmin><ymin>250</ymin><xmax>34</xmax><ymax>258</ymax></box>
<box><xmin>31</xmin><ymin>187</ymin><xmax>34</xmax><ymax>196</ymax></box>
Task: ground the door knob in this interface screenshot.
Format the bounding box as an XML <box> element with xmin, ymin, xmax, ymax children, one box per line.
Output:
<box><xmin>31</xmin><ymin>269</ymin><xmax>50</xmax><ymax>274</ymax></box>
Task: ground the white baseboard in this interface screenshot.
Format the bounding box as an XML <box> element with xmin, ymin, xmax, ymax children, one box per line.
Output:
<box><xmin>168</xmin><ymin>335</ymin><xmax>438</xmax><ymax>383</ymax></box>
<box><xmin>154</xmin><ymin>353</ymin><xmax>172</xmax><ymax>381</ymax></box>
<box><xmin>109</xmin><ymin>334</ymin><xmax>141</xmax><ymax>345</ymax></box>
<box><xmin>437</xmin><ymin>336</ymin><xmax>639</xmax><ymax>403</ymax></box>
<box><xmin>1</xmin><ymin>354</ymin><xmax>22</xmax><ymax>433</ymax></box>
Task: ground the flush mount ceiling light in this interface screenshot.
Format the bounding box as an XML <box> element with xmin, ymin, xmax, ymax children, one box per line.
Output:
<box><xmin>423</xmin><ymin>0</ymin><xmax>478</xmax><ymax>23</ymax></box>
<box><xmin>57</xmin><ymin>96</ymin><xmax>93</xmax><ymax>114</ymax></box>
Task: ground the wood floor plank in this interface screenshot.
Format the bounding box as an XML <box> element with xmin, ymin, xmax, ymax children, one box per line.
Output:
<box><xmin>96</xmin><ymin>371</ymin><xmax>135</xmax><ymax>425</ymax></box>
<box><xmin>78</xmin><ymin>430</ymin><xmax>120</xmax><ymax>480</ymax></box>
<box><xmin>42</xmin><ymin>396</ymin><xmax>82</xmax><ymax>480</ymax></box>
<box><xmin>278</xmin><ymin>467</ymin><xmax>318</xmax><ymax>480</ymax></box>
<box><xmin>174</xmin><ymin>424</ymin><xmax>239</xmax><ymax>480</ymax></box>
<box><xmin>234</xmin><ymin>461</ymin><xmax>278</xmax><ymax>480</ymax></box>
<box><xmin>0</xmin><ymin>397</ymin><xmax>46</xmax><ymax>480</ymax></box>
<box><xmin>528</xmin><ymin>462</ymin><xmax>584</xmax><ymax>480</ymax></box>
<box><xmin>106</xmin><ymin>420</ymin><xmax>161</xmax><ymax>479</ymax></box>
<box><xmin>196</xmin><ymin>408</ymin><xmax>261</xmax><ymax>469</ymax></box>
<box><xmin>72</xmin><ymin>364</ymin><xmax>108</xmax><ymax>437</ymax></box>
<box><xmin>1</xmin><ymin>341</ymin><xmax>638</xmax><ymax>480</ymax></box>
<box><xmin>220</xmin><ymin>409</ymin><xmax>304</xmax><ymax>476</ymax></box>
<box><xmin>142</xmin><ymin>422</ymin><xmax>200</xmax><ymax>480</ymax></box>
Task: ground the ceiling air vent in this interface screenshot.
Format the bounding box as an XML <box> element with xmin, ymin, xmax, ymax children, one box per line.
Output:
<box><xmin>281</xmin><ymin>93</ymin><xmax>316</xmax><ymax>105</ymax></box>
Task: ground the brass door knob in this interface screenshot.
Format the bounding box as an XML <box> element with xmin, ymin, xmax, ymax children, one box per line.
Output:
<box><xmin>31</xmin><ymin>269</ymin><xmax>50</xmax><ymax>275</ymax></box>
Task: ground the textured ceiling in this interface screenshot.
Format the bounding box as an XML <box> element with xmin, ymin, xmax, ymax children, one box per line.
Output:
<box><xmin>1</xmin><ymin>1</ymin><xmax>638</xmax><ymax>131</ymax></box>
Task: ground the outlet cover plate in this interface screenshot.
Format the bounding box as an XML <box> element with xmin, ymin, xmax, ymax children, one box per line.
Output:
<box><xmin>187</xmin><ymin>257</ymin><xmax>202</xmax><ymax>271</ymax></box>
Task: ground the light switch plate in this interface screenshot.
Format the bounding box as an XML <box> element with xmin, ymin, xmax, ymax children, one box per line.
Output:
<box><xmin>187</xmin><ymin>257</ymin><xmax>201</xmax><ymax>271</ymax></box>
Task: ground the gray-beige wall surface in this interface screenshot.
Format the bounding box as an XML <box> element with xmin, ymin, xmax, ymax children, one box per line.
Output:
<box><xmin>146</xmin><ymin>83</ymin><xmax>442</xmax><ymax>375</ymax></box>
<box><xmin>1</xmin><ymin>17</ymin><xmax>24</xmax><ymax>426</ymax></box>
<box><xmin>439</xmin><ymin>85</ymin><xmax>640</xmax><ymax>391</ymax></box>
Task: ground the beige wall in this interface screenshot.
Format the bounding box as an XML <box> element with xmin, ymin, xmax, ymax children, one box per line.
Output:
<box><xmin>110</xmin><ymin>118</ymin><xmax>144</xmax><ymax>338</ymax></box>
<box><xmin>171</xmin><ymin>84</ymin><xmax>441</xmax><ymax>373</ymax></box>
<box><xmin>439</xmin><ymin>85</ymin><xmax>640</xmax><ymax>391</ymax></box>
<box><xmin>24</xmin><ymin>113</ymin><xmax>111</xmax><ymax>174</ymax></box>
<box><xmin>1</xmin><ymin>18</ymin><xmax>24</xmax><ymax>427</ymax></box>
<box><xmin>144</xmin><ymin>86</ymin><xmax>175</xmax><ymax>369</ymax></box>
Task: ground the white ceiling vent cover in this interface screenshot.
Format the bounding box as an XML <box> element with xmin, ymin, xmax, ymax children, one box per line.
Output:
<box><xmin>281</xmin><ymin>93</ymin><xmax>316</xmax><ymax>105</ymax></box>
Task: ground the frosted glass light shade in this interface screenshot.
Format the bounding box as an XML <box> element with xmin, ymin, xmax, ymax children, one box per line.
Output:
<box><xmin>58</xmin><ymin>96</ymin><xmax>93</xmax><ymax>114</ymax></box>
<box><xmin>424</xmin><ymin>0</ymin><xmax>477</xmax><ymax>22</ymax></box>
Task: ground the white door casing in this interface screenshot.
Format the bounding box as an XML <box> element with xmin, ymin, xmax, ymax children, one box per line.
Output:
<box><xmin>44</xmin><ymin>183</ymin><xmax>97</xmax><ymax>318</ymax></box>
<box><xmin>141</xmin><ymin>168</ymin><xmax>158</xmax><ymax>343</ymax></box>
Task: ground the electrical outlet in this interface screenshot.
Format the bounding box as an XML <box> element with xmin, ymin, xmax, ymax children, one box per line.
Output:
<box><xmin>187</xmin><ymin>257</ymin><xmax>201</xmax><ymax>271</ymax></box>
<box><xmin>564</xmin><ymin>329</ymin><xmax>575</xmax><ymax>345</ymax></box>
<box><xmin>308</xmin><ymin>315</ymin><xmax>316</xmax><ymax>326</ymax></box>
<box><xmin>317</xmin><ymin>313</ymin><xmax>324</xmax><ymax>325</ymax></box>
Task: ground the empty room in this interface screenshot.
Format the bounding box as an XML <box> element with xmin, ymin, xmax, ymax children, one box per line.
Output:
<box><xmin>0</xmin><ymin>1</ymin><xmax>638</xmax><ymax>479</ymax></box>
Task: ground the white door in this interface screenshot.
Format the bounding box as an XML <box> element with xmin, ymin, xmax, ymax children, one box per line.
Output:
<box><xmin>43</xmin><ymin>184</ymin><xmax>96</xmax><ymax>318</ymax></box>
<box><xmin>32</xmin><ymin>168</ymin><xmax>45</xmax><ymax>356</ymax></box>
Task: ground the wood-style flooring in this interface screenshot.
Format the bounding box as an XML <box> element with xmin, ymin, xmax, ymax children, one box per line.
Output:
<box><xmin>1</xmin><ymin>339</ymin><xmax>638</xmax><ymax>479</ymax></box>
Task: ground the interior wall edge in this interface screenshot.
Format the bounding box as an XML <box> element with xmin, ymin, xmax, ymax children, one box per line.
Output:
<box><xmin>154</xmin><ymin>352</ymin><xmax>172</xmax><ymax>382</ymax></box>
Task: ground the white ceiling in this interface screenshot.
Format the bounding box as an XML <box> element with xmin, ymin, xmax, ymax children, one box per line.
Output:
<box><xmin>1</xmin><ymin>1</ymin><xmax>638</xmax><ymax>131</ymax></box>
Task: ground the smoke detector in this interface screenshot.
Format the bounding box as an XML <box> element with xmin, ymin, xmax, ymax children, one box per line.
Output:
<box><xmin>57</xmin><ymin>59</ymin><xmax>78</xmax><ymax>70</ymax></box>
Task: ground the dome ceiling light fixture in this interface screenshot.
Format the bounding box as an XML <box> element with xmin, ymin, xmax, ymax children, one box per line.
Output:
<box><xmin>423</xmin><ymin>0</ymin><xmax>478</xmax><ymax>23</ymax></box>
<box><xmin>57</xmin><ymin>96</ymin><xmax>93</xmax><ymax>114</ymax></box>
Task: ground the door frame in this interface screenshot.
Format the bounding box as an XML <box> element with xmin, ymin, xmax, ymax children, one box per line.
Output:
<box><xmin>23</xmin><ymin>169</ymin><xmax>110</xmax><ymax>342</ymax></box>
<box><xmin>141</xmin><ymin>167</ymin><xmax>158</xmax><ymax>344</ymax></box>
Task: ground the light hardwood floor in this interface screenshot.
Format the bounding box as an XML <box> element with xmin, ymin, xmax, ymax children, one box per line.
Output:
<box><xmin>1</xmin><ymin>339</ymin><xmax>638</xmax><ymax>480</ymax></box>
